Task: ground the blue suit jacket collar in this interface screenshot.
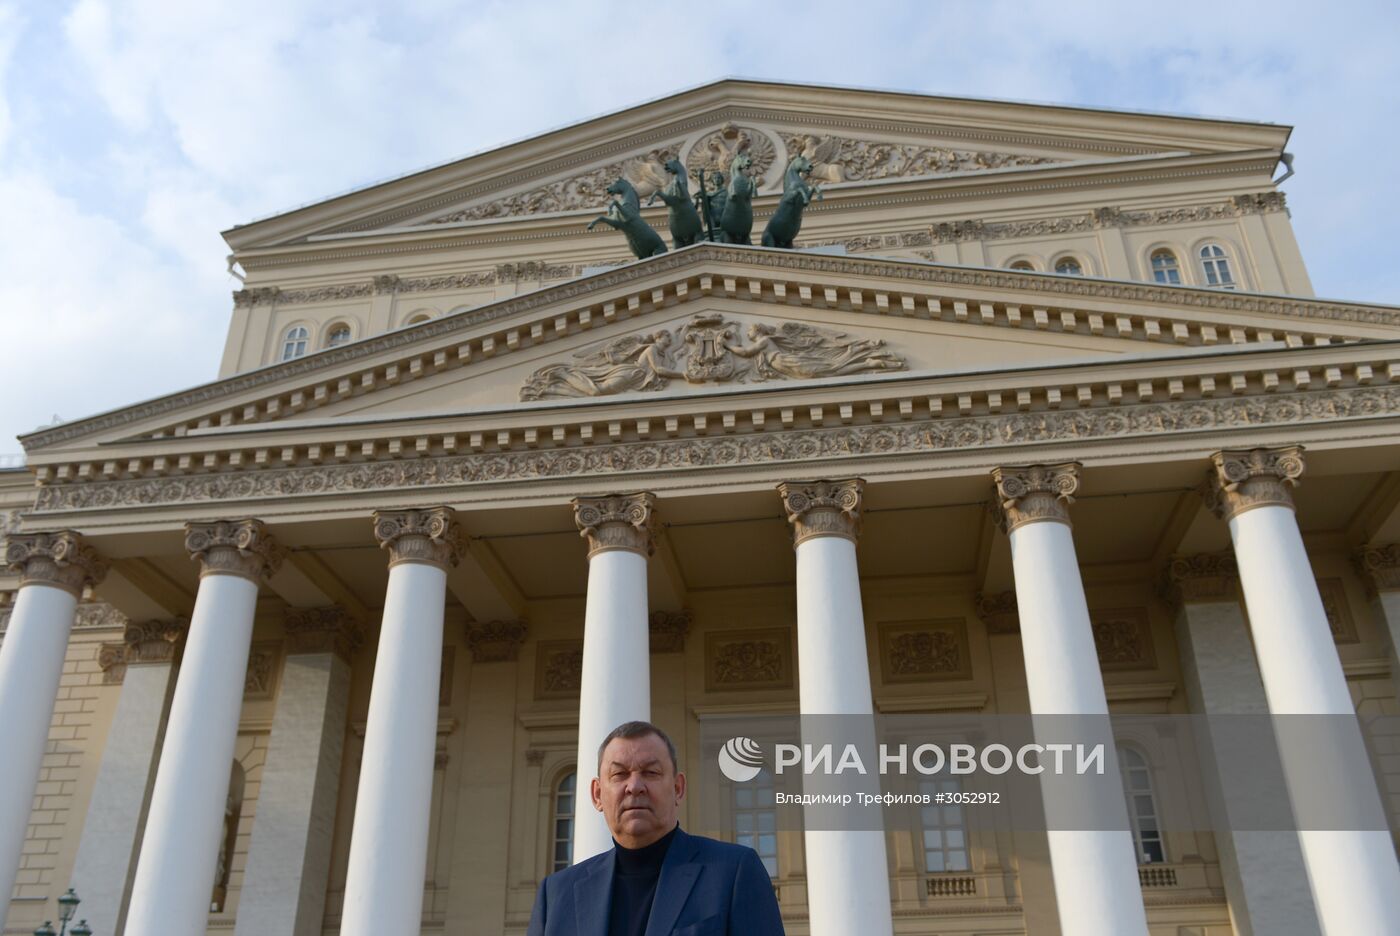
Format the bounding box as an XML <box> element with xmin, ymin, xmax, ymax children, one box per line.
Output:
<box><xmin>573</xmin><ymin>826</ymin><xmax>702</xmax><ymax>936</ymax></box>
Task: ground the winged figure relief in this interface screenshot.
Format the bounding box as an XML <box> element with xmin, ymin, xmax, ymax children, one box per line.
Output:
<box><xmin>788</xmin><ymin>135</ymin><xmax>846</xmax><ymax>186</ymax></box>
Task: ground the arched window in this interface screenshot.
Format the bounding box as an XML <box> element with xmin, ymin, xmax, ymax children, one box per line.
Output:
<box><xmin>734</xmin><ymin>769</ymin><xmax>778</xmax><ymax>877</ymax></box>
<box><xmin>280</xmin><ymin>326</ymin><xmax>309</xmax><ymax>360</ymax></box>
<box><xmin>1009</xmin><ymin>260</ymin><xmax>1035</xmax><ymax>272</ymax></box>
<box><xmin>325</xmin><ymin>324</ymin><xmax>352</xmax><ymax>348</ymax></box>
<box><xmin>552</xmin><ymin>771</ymin><xmax>576</xmax><ymax>872</ymax></box>
<box><xmin>1054</xmin><ymin>257</ymin><xmax>1083</xmax><ymax>276</ymax></box>
<box><xmin>211</xmin><ymin>761</ymin><xmax>245</xmax><ymax>912</ymax></box>
<box><xmin>405</xmin><ymin>313</ymin><xmax>432</xmax><ymax>325</ymax></box>
<box><xmin>1150</xmin><ymin>250</ymin><xmax>1181</xmax><ymax>285</ymax></box>
<box><xmin>1198</xmin><ymin>244</ymin><xmax>1236</xmax><ymax>289</ymax></box>
<box><xmin>919</xmin><ymin>775</ymin><xmax>969</xmax><ymax>873</ymax></box>
<box><xmin>1118</xmin><ymin>746</ymin><xmax>1166</xmax><ymax>864</ymax></box>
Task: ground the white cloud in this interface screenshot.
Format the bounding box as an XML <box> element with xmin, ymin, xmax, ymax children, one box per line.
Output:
<box><xmin>0</xmin><ymin>3</ymin><xmax>22</xmax><ymax>159</ymax></box>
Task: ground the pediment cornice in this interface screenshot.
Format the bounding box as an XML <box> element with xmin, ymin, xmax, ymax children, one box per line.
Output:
<box><xmin>23</xmin><ymin>244</ymin><xmax>1400</xmax><ymax>454</ymax></box>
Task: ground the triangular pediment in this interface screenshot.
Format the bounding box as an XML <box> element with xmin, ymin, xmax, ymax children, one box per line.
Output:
<box><xmin>223</xmin><ymin>80</ymin><xmax>1290</xmax><ymax>249</ymax></box>
<box><xmin>24</xmin><ymin>245</ymin><xmax>1400</xmax><ymax>462</ymax></box>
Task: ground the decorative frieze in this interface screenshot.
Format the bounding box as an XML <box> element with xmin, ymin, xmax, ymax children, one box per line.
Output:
<box><xmin>372</xmin><ymin>506</ymin><xmax>465</xmax><ymax>570</ymax></box>
<box><xmin>4</xmin><ymin>531</ymin><xmax>108</xmax><ymax>597</ymax></box>
<box><xmin>1317</xmin><ymin>578</ymin><xmax>1359</xmax><ymax>644</ymax></box>
<box><xmin>777</xmin><ymin>478</ymin><xmax>864</xmax><ymax>546</ymax></box>
<box><xmin>244</xmin><ymin>641</ymin><xmax>282</xmax><ymax>698</ymax></box>
<box><xmin>1160</xmin><ymin>553</ymin><xmax>1239</xmax><ymax>613</ymax></box>
<box><xmin>231</xmin><ymin>286</ymin><xmax>283</xmax><ymax>308</ymax></box>
<box><xmin>464</xmin><ymin>619</ymin><xmax>527</xmax><ymax>663</ymax></box>
<box><xmin>1204</xmin><ymin>446</ymin><xmax>1305</xmax><ymax>522</ymax></box>
<box><xmin>877</xmin><ymin>619</ymin><xmax>971</xmax><ymax>683</ymax></box>
<box><xmin>283</xmin><ymin>606</ymin><xmax>363</xmax><ymax>662</ymax></box>
<box><xmin>75</xmin><ymin>601</ymin><xmax>128</xmax><ymax>630</ymax></box>
<box><xmin>185</xmin><ymin>519</ymin><xmax>284</xmax><ymax>583</ymax></box>
<box><xmin>32</xmin><ymin>386</ymin><xmax>1400</xmax><ymax>515</ymax></box>
<box><xmin>572</xmin><ymin>493</ymin><xmax>656</xmax><ymax>558</ymax></box>
<box><xmin>925</xmin><ymin>193</ymin><xmax>1289</xmax><ymax>245</ymax></box>
<box><xmin>1090</xmin><ymin>608</ymin><xmax>1156</xmax><ymax>671</ymax></box>
<box><xmin>705</xmin><ymin>627</ymin><xmax>794</xmax><ymax>692</ymax></box>
<box><xmin>98</xmin><ymin>618</ymin><xmax>189</xmax><ymax>685</ymax></box>
<box><xmin>649</xmin><ymin>610</ymin><xmax>691</xmax><ymax>653</ymax></box>
<box><xmin>991</xmin><ymin>463</ymin><xmax>1080</xmax><ymax>533</ymax></box>
<box><xmin>779</xmin><ymin>132</ymin><xmax>1058</xmax><ymax>185</ymax></box>
<box><xmin>974</xmin><ymin>591</ymin><xmax>1019</xmax><ymax>634</ymax></box>
<box><xmin>534</xmin><ymin>640</ymin><xmax>583</xmax><ymax>700</ymax></box>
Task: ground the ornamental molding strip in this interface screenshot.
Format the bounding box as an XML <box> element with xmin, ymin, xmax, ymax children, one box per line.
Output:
<box><xmin>29</xmin><ymin>383</ymin><xmax>1400</xmax><ymax>515</ymax></box>
<box><xmin>991</xmin><ymin>463</ymin><xmax>1081</xmax><ymax>533</ymax></box>
<box><xmin>777</xmin><ymin>478</ymin><xmax>864</xmax><ymax>546</ymax></box>
<box><xmin>4</xmin><ymin>531</ymin><xmax>108</xmax><ymax>597</ymax></box>
<box><xmin>649</xmin><ymin>610</ymin><xmax>691</xmax><ymax>654</ymax></box>
<box><xmin>464</xmin><ymin>619</ymin><xmax>528</xmax><ymax>663</ymax></box>
<box><xmin>924</xmin><ymin>193</ymin><xmax>1287</xmax><ymax>245</ymax></box>
<box><xmin>25</xmin><ymin>244</ymin><xmax>1400</xmax><ymax>452</ymax></box>
<box><xmin>284</xmin><ymin>605</ymin><xmax>364</xmax><ymax>662</ymax></box>
<box><xmin>373</xmin><ymin>506</ymin><xmax>466</xmax><ymax>570</ymax></box>
<box><xmin>1203</xmin><ymin>445</ymin><xmax>1305</xmax><ymax>522</ymax></box>
<box><xmin>1160</xmin><ymin>553</ymin><xmax>1239</xmax><ymax>612</ymax></box>
<box><xmin>185</xmin><ymin>519</ymin><xmax>285</xmax><ymax>583</ymax></box>
<box><xmin>572</xmin><ymin>492</ymin><xmax>656</xmax><ymax>558</ymax></box>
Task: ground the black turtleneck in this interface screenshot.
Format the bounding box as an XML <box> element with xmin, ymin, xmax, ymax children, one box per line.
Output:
<box><xmin>608</xmin><ymin>824</ymin><xmax>679</xmax><ymax>936</ymax></box>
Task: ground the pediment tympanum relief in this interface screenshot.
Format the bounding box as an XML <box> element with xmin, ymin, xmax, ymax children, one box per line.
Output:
<box><xmin>427</xmin><ymin>123</ymin><xmax>1064</xmax><ymax>225</ymax></box>
<box><xmin>520</xmin><ymin>314</ymin><xmax>905</xmax><ymax>401</ymax></box>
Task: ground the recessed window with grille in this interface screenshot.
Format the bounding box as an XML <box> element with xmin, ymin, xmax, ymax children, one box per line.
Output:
<box><xmin>325</xmin><ymin>324</ymin><xmax>352</xmax><ymax>347</ymax></box>
<box><xmin>552</xmin><ymin>771</ymin><xmax>576</xmax><ymax>872</ymax></box>
<box><xmin>1199</xmin><ymin>243</ymin><xmax>1236</xmax><ymax>289</ymax></box>
<box><xmin>919</xmin><ymin>776</ymin><xmax>969</xmax><ymax>873</ymax></box>
<box><xmin>1150</xmin><ymin>250</ymin><xmax>1182</xmax><ymax>284</ymax></box>
<box><xmin>1118</xmin><ymin>745</ymin><xmax>1166</xmax><ymax>864</ymax></box>
<box><xmin>1009</xmin><ymin>260</ymin><xmax>1035</xmax><ymax>271</ymax></box>
<box><xmin>1054</xmin><ymin>257</ymin><xmax>1083</xmax><ymax>276</ymax></box>
<box><xmin>734</xmin><ymin>769</ymin><xmax>778</xmax><ymax>878</ymax></box>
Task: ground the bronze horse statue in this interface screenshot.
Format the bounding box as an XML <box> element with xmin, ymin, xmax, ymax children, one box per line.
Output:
<box><xmin>761</xmin><ymin>154</ymin><xmax>821</xmax><ymax>249</ymax></box>
<box><xmin>719</xmin><ymin>153</ymin><xmax>756</xmax><ymax>245</ymax></box>
<box><xmin>587</xmin><ymin>178</ymin><xmax>667</xmax><ymax>259</ymax></box>
<box><xmin>649</xmin><ymin>158</ymin><xmax>704</xmax><ymax>248</ymax></box>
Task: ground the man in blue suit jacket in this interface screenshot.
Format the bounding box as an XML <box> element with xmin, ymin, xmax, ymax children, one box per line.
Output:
<box><xmin>527</xmin><ymin>721</ymin><xmax>784</xmax><ymax>936</ymax></box>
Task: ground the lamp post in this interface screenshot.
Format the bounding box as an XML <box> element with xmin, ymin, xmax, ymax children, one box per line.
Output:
<box><xmin>33</xmin><ymin>887</ymin><xmax>93</xmax><ymax>936</ymax></box>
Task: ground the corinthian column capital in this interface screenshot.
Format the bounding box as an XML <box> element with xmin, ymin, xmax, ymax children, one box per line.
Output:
<box><xmin>1355</xmin><ymin>543</ymin><xmax>1400</xmax><ymax>593</ymax></box>
<box><xmin>990</xmin><ymin>463</ymin><xmax>1080</xmax><ymax>533</ymax></box>
<box><xmin>185</xmin><ymin>519</ymin><xmax>285</xmax><ymax>583</ymax></box>
<box><xmin>284</xmin><ymin>606</ymin><xmax>364</xmax><ymax>661</ymax></box>
<box><xmin>572</xmin><ymin>493</ymin><xmax>656</xmax><ymax>558</ymax></box>
<box><xmin>1204</xmin><ymin>445</ymin><xmax>1305</xmax><ymax>521</ymax></box>
<box><xmin>5</xmin><ymin>531</ymin><xmax>108</xmax><ymax>597</ymax></box>
<box><xmin>372</xmin><ymin>507</ymin><xmax>465</xmax><ymax>571</ymax></box>
<box><xmin>777</xmin><ymin>478</ymin><xmax>864</xmax><ymax>546</ymax></box>
<box><xmin>1160</xmin><ymin>553</ymin><xmax>1239</xmax><ymax>613</ymax></box>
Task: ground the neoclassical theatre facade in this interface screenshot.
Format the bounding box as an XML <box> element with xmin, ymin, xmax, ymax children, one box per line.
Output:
<box><xmin>3</xmin><ymin>80</ymin><xmax>1399</xmax><ymax>936</ymax></box>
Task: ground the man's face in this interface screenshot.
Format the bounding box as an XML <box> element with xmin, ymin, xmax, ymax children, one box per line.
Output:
<box><xmin>592</xmin><ymin>733</ymin><xmax>686</xmax><ymax>849</ymax></box>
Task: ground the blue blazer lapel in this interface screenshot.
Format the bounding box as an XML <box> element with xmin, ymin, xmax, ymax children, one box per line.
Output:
<box><xmin>574</xmin><ymin>850</ymin><xmax>615</xmax><ymax>936</ymax></box>
<box><xmin>644</xmin><ymin>828</ymin><xmax>702</xmax><ymax>936</ymax></box>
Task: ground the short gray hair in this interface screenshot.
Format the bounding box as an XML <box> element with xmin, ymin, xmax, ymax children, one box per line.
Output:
<box><xmin>596</xmin><ymin>720</ymin><xmax>679</xmax><ymax>775</ymax></box>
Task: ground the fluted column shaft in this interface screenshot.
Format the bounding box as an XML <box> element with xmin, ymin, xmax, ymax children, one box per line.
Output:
<box><xmin>778</xmin><ymin>480</ymin><xmax>893</xmax><ymax>936</ymax></box>
<box><xmin>125</xmin><ymin>520</ymin><xmax>283</xmax><ymax>936</ymax></box>
<box><xmin>0</xmin><ymin>532</ymin><xmax>106</xmax><ymax>931</ymax></box>
<box><xmin>571</xmin><ymin>493</ymin><xmax>654</xmax><ymax>862</ymax></box>
<box><xmin>992</xmin><ymin>464</ymin><xmax>1150</xmax><ymax>936</ymax></box>
<box><xmin>341</xmin><ymin>508</ymin><xmax>463</xmax><ymax>936</ymax></box>
<box><xmin>1208</xmin><ymin>447</ymin><xmax>1400</xmax><ymax>934</ymax></box>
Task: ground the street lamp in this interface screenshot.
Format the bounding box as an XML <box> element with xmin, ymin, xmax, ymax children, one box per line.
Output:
<box><xmin>34</xmin><ymin>888</ymin><xmax>93</xmax><ymax>936</ymax></box>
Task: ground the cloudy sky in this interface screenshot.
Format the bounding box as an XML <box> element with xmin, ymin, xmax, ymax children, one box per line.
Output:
<box><xmin>1</xmin><ymin>1</ymin><xmax>1396</xmax><ymax>456</ymax></box>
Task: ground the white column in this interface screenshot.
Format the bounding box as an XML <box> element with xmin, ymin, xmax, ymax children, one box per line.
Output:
<box><xmin>235</xmin><ymin>607</ymin><xmax>360</xmax><ymax>936</ymax></box>
<box><xmin>70</xmin><ymin>619</ymin><xmax>187</xmax><ymax>936</ymax></box>
<box><xmin>124</xmin><ymin>520</ymin><xmax>282</xmax><ymax>936</ymax></box>
<box><xmin>777</xmin><ymin>480</ymin><xmax>893</xmax><ymax>936</ymax></box>
<box><xmin>1208</xmin><ymin>447</ymin><xmax>1400</xmax><ymax>934</ymax></box>
<box><xmin>991</xmin><ymin>464</ymin><xmax>1150</xmax><ymax>936</ymax></box>
<box><xmin>571</xmin><ymin>493</ymin><xmax>654</xmax><ymax>862</ymax></box>
<box><xmin>0</xmin><ymin>532</ymin><xmax>106</xmax><ymax>931</ymax></box>
<box><xmin>1164</xmin><ymin>554</ymin><xmax>1320</xmax><ymax>936</ymax></box>
<box><xmin>340</xmin><ymin>507</ymin><xmax>464</xmax><ymax>936</ymax></box>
